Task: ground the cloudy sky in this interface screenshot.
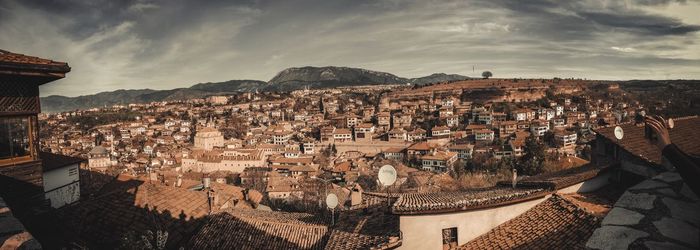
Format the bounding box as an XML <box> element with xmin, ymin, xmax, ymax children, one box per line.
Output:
<box><xmin>1</xmin><ymin>0</ymin><xmax>700</xmax><ymax>97</ymax></box>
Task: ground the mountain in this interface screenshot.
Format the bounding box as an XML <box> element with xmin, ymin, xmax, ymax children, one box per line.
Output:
<box><xmin>408</xmin><ymin>73</ymin><xmax>471</xmax><ymax>85</ymax></box>
<box><xmin>40</xmin><ymin>66</ymin><xmax>469</xmax><ymax>112</ymax></box>
<box><xmin>41</xmin><ymin>89</ymin><xmax>159</xmax><ymax>113</ymax></box>
<box><xmin>190</xmin><ymin>80</ymin><xmax>268</xmax><ymax>92</ymax></box>
<box><xmin>267</xmin><ymin>66</ymin><xmax>408</xmax><ymax>91</ymax></box>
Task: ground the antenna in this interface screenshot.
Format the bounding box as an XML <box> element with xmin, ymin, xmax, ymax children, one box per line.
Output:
<box><xmin>378</xmin><ymin>165</ymin><xmax>397</xmax><ymax>210</ymax></box>
<box><xmin>614</xmin><ymin>126</ymin><xmax>624</xmax><ymax>140</ymax></box>
<box><xmin>378</xmin><ymin>165</ymin><xmax>397</xmax><ymax>186</ymax></box>
<box><xmin>326</xmin><ymin>193</ymin><xmax>338</xmax><ymax>226</ymax></box>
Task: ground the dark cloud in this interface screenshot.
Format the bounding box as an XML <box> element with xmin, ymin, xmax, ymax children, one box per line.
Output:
<box><xmin>0</xmin><ymin>0</ymin><xmax>698</xmax><ymax>96</ymax></box>
<box><xmin>579</xmin><ymin>11</ymin><xmax>700</xmax><ymax>36</ymax></box>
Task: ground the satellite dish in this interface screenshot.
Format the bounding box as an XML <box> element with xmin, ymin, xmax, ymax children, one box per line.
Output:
<box><xmin>378</xmin><ymin>165</ymin><xmax>397</xmax><ymax>186</ymax></box>
<box><xmin>325</xmin><ymin>193</ymin><xmax>338</xmax><ymax>209</ymax></box>
<box><xmin>614</xmin><ymin>126</ymin><xmax>624</xmax><ymax>140</ymax></box>
<box><xmin>667</xmin><ymin>118</ymin><xmax>674</xmax><ymax>129</ymax></box>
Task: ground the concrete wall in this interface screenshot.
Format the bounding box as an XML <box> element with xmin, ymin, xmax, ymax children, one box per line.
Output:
<box><xmin>398</xmin><ymin>195</ymin><xmax>549</xmax><ymax>250</ymax></box>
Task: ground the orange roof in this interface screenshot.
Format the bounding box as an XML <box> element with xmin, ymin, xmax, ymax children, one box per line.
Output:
<box><xmin>0</xmin><ymin>49</ymin><xmax>70</xmax><ymax>82</ymax></box>
<box><xmin>419</xmin><ymin>151</ymin><xmax>457</xmax><ymax>161</ymax></box>
<box><xmin>458</xmin><ymin>195</ymin><xmax>598</xmax><ymax>249</ymax></box>
<box><xmin>333</xmin><ymin>161</ymin><xmax>352</xmax><ymax>172</ymax></box>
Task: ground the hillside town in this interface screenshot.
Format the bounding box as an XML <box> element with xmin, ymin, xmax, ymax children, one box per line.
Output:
<box><xmin>2</xmin><ymin>48</ymin><xmax>700</xmax><ymax>250</ymax></box>
<box><xmin>38</xmin><ymin>77</ymin><xmax>625</xmax><ymax>202</ymax></box>
<box><xmin>0</xmin><ymin>47</ymin><xmax>684</xmax><ymax>249</ymax></box>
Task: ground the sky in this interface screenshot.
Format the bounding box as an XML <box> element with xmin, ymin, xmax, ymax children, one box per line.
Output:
<box><xmin>1</xmin><ymin>0</ymin><xmax>700</xmax><ymax>97</ymax></box>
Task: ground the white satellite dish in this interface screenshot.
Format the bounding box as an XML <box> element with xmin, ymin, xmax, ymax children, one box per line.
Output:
<box><xmin>378</xmin><ymin>165</ymin><xmax>397</xmax><ymax>187</ymax></box>
<box><xmin>325</xmin><ymin>193</ymin><xmax>338</xmax><ymax>209</ymax></box>
<box><xmin>614</xmin><ymin>126</ymin><xmax>624</xmax><ymax>140</ymax></box>
<box><xmin>667</xmin><ymin>118</ymin><xmax>674</xmax><ymax>129</ymax></box>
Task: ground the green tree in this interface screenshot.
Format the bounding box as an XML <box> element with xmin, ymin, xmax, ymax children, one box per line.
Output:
<box><xmin>482</xmin><ymin>71</ymin><xmax>493</xmax><ymax>79</ymax></box>
<box><xmin>519</xmin><ymin>135</ymin><xmax>545</xmax><ymax>175</ymax></box>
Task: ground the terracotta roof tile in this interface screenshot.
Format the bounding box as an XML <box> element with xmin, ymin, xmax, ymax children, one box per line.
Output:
<box><xmin>0</xmin><ymin>49</ymin><xmax>70</xmax><ymax>77</ymax></box>
<box><xmin>594</xmin><ymin>116</ymin><xmax>700</xmax><ymax>165</ymax></box>
<box><xmin>457</xmin><ymin>194</ymin><xmax>599</xmax><ymax>249</ymax></box>
<box><xmin>391</xmin><ymin>184</ymin><xmax>551</xmax><ymax>215</ymax></box>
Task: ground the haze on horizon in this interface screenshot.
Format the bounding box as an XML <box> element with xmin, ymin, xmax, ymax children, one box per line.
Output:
<box><xmin>2</xmin><ymin>0</ymin><xmax>700</xmax><ymax>97</ymax></box>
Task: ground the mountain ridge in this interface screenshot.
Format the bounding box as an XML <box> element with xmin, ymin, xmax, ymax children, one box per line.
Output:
<box><xmin>40</xmin><ymin>66</ymin><xmax>471</xmax><ymax>112</ymax></box>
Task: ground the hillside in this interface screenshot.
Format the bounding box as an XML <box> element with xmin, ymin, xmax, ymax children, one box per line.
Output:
<box><xmin>408</xmin><ymin>73</ymin><xmax>471</xmax><ymax>85</ymax></box>
<box><xmin>267</xmin><ymin>66</ymin><xmax>408</xmax><ymax>91</ymax></box>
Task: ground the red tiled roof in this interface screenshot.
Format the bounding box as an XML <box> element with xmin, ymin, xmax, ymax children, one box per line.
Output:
<box><xmin>324</xmin><ymin>230</ymin><xmax>401</xmax><ymax>250</ymax></box>
<box><xmin>594</xmin><ymin>116</ymin><xmax>700</xmax><ymax>165</ymax></box>
<box><xmin>458</xmin><ymin>194</ymin><xmax>599</xmax><ymax>249</ymax></box>
<box><xmin>56</xmin><ymin>178</ymin><xmax>212</xmax><ymax>248</ymax></box>
<box><xmin>0</xmin><ymin>49</ymin><xmax>70</xmax><ymax>81</ymax></box>
<box><xmin>504</xmin><ymin>163</ymin><xmax>608</xmax><ymax>190</ymax></box>
<box><xmin>187</xmin><ymin>212</ymin><xmax>328</xmax><ymax>250</ymax></box>
<box><xmin>391</xmin><ymin>184</ymin><xmax>551</xmax><ymax>215</ymax></box>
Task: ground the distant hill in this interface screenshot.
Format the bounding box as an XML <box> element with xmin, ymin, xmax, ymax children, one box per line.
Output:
<box><xmin>189</xmin><ymin>80</ymin><xmax>268</xmax><ymax>92</ymax></box>
<box><xmin>408</xmin><ymin>73</ymin><xmax>471</xmax><ymax>85</ymax></box>
<box><xmin>267</xmin><ymin>66</ymin><xmax>408</xmax><ymax>91</ymax></box>
<box><xmin>40</xmin><ymin>66</ymin><xmax>470</xmax><ymax>112</ymax></box>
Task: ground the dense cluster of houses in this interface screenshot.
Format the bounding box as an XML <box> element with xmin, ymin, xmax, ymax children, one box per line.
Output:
<box><xmin>37</xmin><ymin>79</ymin><xmax>645</xmax><ymax>206</ymax></box>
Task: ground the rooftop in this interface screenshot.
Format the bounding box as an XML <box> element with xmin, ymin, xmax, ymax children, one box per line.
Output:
<box><xmin>594</xmin><ymin>116</ymin><xmax>700</xmax><ymax>165</ymax></box>
<box><xmin>0</xmin><ymin>49</ymin><xmax>70</xmax><ymax>82</ymax></box>
<box><xmin>458</xmin><ymin>194</ymin><xmax>599</xmax><ymax>249</ymax></box>
<box><xmin>391</xmin><ymin>184</ymin><xmax>550</xmax><ymax>215</ymax></box>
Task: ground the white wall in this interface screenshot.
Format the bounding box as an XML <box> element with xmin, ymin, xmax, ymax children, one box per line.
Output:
<box><xmin>398</xmin><ymin>172</ymin><xmax>611</xmax><ymax>249</ymax></box>
<box><xmin>43</xmin><ymin>163</ymin><xmax>80</xmax><ymax>208</ymax></box>
<box><xmin>43</xmin><ymin>163</ymin><xmax>79</xmax><ymax>192</ymax></box>
<box><xmin>398</xmin><ymin>196</ymin><xmax>549</xmax><ymax>250</ymax></box>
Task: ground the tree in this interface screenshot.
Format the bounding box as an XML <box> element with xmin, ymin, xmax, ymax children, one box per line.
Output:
<box><xmin>519</xmin><ymin>134</ymin><xmax>545</xmax><ymax>175</ymax></box>
<box><xmin>330</xmin><ymin>144</ymin><xmax>337</xmax><ymax>156</ymax></box>
<box><xmin>542</xmin><ymin>131</ymin><xmax>555</xmax><ymax>147</ymax></box>
<box><xmin>482</xmin><ymin>71</ymin><xmax>493</xmax><ymax>79</ymax></box>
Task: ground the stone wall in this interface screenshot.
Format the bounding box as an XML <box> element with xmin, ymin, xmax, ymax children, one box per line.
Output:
<box><xmin>0</xmin><ymin>196</ymin><xmax>42</xmax><ymax>249</ymax></box>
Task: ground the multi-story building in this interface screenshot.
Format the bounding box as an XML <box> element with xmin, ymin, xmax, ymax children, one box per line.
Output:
<box><xmin>88</xmin><ymin>146</ymin><xmax>111</xmax><ymax>170</ymax></box>
<box><xmin>388</xmin><ymin>128</ymin><xmax>407</xmax><ymax>142</ymax></box>
<box><xmin>419</xmin><ymin>151</ymin><xmax>458</xmax><ymax>172</ymax></box>
<box><xmin>554</xmin><ymin>129</ymin><xmax>578</xmax><ymax>148</ymax></box>
<box><xmin>474</xmin><ymin>129</ymin><xmax>495</xmax><ymax>142</ymax></box>
<box><xmin>194</xmin><ymin>127</ymin><xmax>225</xmax><ymax>150</ymax></box>
<box><xmin>392</xmin><ymin>112</ymin><xmax>412</xmax><ymax>129</ymax></box>
<box><xmin>530</xmin><ymin>121</ymin><xmax>550</xmax><ymax>137</ymax></box>
<box><xmin>496</xmin><ymin>121</ymin><xmax>517</xmax><ymax>138</ymax></box>
<box><xmin>354</xmin><ymin>123</ymin><xmax>375</xmax><ymax>142</ymax></box>
<box><xmin>448</xmin><ymin>144</ymin><xmax>474</xmax><ymax>160</ymax></box>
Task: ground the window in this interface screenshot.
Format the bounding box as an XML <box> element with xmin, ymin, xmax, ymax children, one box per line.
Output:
<box><xmin>442</xmin><ymin>227</ymin><xmax>458</xmax><ymax>250</ymax></box>
<box><xmin>0</xmin><ymin>116</ymin><xmax>34</xmax><ymax>162</ymax></box>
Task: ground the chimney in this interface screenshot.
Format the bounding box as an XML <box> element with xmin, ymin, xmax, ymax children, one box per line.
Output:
<box><xmin>176</xmin><ymin>174</ymin><xmax>183</xmax><ymax>187</ymax></box>
<box><xmin>512</xmin><ymin>168</ymin><xmax>518</xmax><ymax>188</ymax></box>
<box><xmin>203</xmin><ymin>177</ymin><xmax>211</xmax><ymax>189</ymax></box>
<box><xmin>207</xmin><ymin>189</ymin><xmax>216</xmax><ymax>215</ymax></box>
<box><xmin>242</xmin><ymin>188</ymin><xmax>249</xmax><ymax>201</ymax></box>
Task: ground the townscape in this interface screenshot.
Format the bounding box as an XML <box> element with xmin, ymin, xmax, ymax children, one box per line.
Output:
<box><xmin>43</xmin><ymin>77</ymin><xmax>628</xmax><ymax>206</ymax></box>
<box><xmin>0</xmin><ymin>50</ymin><xmax>693</xmax><ymax>248</ymax></box>
<box><xmin>2</xmin><ymin>0</ymin><xmax>700</xmax><ymax>249</ymax></box>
